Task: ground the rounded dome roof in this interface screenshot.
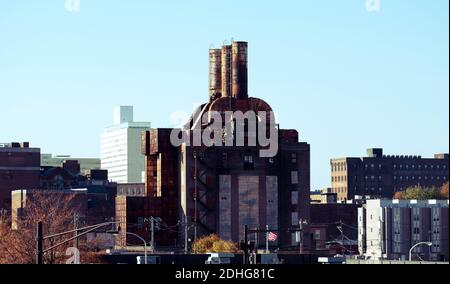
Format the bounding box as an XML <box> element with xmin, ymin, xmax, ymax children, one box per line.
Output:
<box><xmin>208</xmin><ymin>97</ymin><xmax>273</xmax><ymax>113</ymax></box>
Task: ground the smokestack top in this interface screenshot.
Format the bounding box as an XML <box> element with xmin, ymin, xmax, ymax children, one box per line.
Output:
<box><xmin>231</xmin><ymin>41</ymin><xmax>248</xmax><ymax>46</ymax></box>
<box><xmin>231</xmin><ymin>42</ymin><xmax>248</xmax><ymax>99</ymax></box>
<box><xmin>209</xmin><ymin>49</ymin><xmax>222</xmax><ymax>101</ymax></box>
<box><xmin>209</xmin><ymin>41</ymin><xmax>249</xmax><ymax>101</ymax></box>
<box><xmin>221</xmin><ymin>45</ymin><xmax>233</xmax><ymax>98</ymax></box>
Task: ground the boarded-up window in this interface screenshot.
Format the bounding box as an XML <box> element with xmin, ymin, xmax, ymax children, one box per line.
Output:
<box><xmin>291</xmin><ymin>191</ymin><xmax>298</xmax><ymax>205</ymax></box>
<box><xmin>291</xmin><ymin>212</ymin><xmax>298</xmax><ymax>226</ymax></box>
<box><xmin>291</xmin><ymin>171</ymin><xmax>299</xmax><ymax>185</ymax></box>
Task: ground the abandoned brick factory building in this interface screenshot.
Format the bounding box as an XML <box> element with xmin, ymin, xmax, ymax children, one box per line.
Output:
<box><xmin>116</xmin><ymin>41</ymin><xmax>311</xmax><ymax>250</ymax></box>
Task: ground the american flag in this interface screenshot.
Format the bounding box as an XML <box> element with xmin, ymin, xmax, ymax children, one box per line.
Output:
<box><xmin>267</xmin><ymin>232</ymin><xmax>278</xmax><ymax>242</ymax></box>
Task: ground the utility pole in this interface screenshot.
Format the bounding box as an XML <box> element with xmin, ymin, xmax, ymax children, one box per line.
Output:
<box><xmin>265</xmin><ymin>225</ymin><xmax>269</xmax><ymax>253</ymax></box>
<box><xmin>74</xmin><ymin>213</ymin><xmax>80</xmax><ymax>264</ymax></box>
<box><xmin>378</xmin><ymin>215</ymin><xmax>385</xmax><ymax>261</ymax></box>
<box><xmin>244</xmin><ymin>225</ymin><xmax>249</xmax><ymax>264</ymax></box>
<box><xmin>36</xmin><ymin>221</ymin><xmax>43</xmax><ymax>265</ymax></box>
<box><xmin>74</xmin><ymin>213</ymin><xmax>79</xmax><ymax>250</ymax></box>
<box><xmin>150</xmin><ymin>217</ymin><xmax>155</xmax><ymax>253</ymax></box>
<box><xmin>340</xmin><ymin>220</ymin><xmax>344</xmax><ymax>255</ymax></box>
<box><xmin>184</xmin><ymin>216</ymin><xmax>188</xmax><ymax>254</ymax></box>
<box><xmin>193</xmin><ymin>151</ymin><xmax>198</xmax><ymax>242</ymax></box>
<box><xmin>254</xmin><ymin>229</ymin><xmax>258</xmax><ymax>253</ymax></box>
<box><xmin>299</xmin><ymin>219</ymin><xmax>304</xmax><ymax>254</ymax></box>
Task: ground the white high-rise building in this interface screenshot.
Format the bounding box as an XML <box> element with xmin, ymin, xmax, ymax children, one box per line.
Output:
<box><xmin>101</xmin><ymin>106</ymin><xmax>151</xmax><ymax>184</ymax></box>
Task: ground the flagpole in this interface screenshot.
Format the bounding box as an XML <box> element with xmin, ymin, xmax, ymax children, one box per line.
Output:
<box><xmin>266</xmin><ymin>225</ymin><xmax>269</xmax><ymax>253</ymax></box>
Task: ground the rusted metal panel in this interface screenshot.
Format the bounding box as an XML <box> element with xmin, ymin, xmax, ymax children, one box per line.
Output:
<box><xmin>148</xmin><ymin>128</ymin><xmax>174</xmax><ymax>155</ymax></box>
<box><xmin>238</xmin><ymin>175</ymin><xmax>259</xmax><ymax>240</ymax></box>
<box><xmin>141</xmin><ymin>131</ymin><xmax>150</xmax><ymax>155</ymax></box>
<box><xmin>219</xmin><ymin>175</ymin><xmax>232</xmax><ymax>241</ymax></box>
<box><xmin>266</xmin><ymin>176</ymin><xmax>279</xmax><ymax>230</ymax></box>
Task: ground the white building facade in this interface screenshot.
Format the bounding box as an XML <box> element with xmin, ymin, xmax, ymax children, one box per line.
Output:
<box><xmin>101</xmin><ymin>106</ymin><xmax>150</xmax><ymax>184</ymax></box>
<box><xmin>358</xmin><ymin>199</ymin><xmax>449</xmax><ymax>261</ymax></box>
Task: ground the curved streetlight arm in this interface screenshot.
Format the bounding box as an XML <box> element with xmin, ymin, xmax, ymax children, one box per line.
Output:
<box><xmin>409</xmin><ymin>242</ymin><xmax>432</xmax><ymax>262</ymax></box>
<box><xmin>125</xmin><ymin>232</ymin><xmax>148</xmax><ymax>265</ymax></box>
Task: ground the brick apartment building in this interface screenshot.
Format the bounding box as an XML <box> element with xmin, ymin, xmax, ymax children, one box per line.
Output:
<box><xmin>331</xmin><ymin>148</ymin><xmax>449</xmax><ymax>201</ymax></box>
<box><xmin>0</xmin><ymin>142</ymin><xmax>40</xmax><ymax>213</ymax></box>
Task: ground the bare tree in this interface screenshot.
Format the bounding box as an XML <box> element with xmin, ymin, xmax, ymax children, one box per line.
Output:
<box><xmin>0</xmin><ymin>191</ymin><xmax>81</xmax><ymax>264</ymax></box>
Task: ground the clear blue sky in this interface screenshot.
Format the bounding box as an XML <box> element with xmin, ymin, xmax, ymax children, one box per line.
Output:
<box><xmin>0</xmin><ymin>0</ymin><xmax>448</xmax><ymax>189</ymax></box>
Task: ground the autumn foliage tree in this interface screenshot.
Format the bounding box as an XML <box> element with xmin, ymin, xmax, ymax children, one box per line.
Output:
<box><xmin>440</xmin><ymin>182</ymin><xmax>449</xmax><ymax>199</ymax></box>
<box><xmin>393</xmin><ymin>191</ymin><xmax>405</xmax><ymax>200</ymax></box>
<box><xmin>393</xmin><ymin>183</ymin><xmax>449</xmax><ymax>200</ymax></box>
<box><xmin>0</xmin><ymin>191</ymin><xmax>81</xmax><ymax>264</ymax></box>
<box><xmin>192</xmin><ymin>234</ymin><xmax>238</xmax><ymax>254</ymax></box>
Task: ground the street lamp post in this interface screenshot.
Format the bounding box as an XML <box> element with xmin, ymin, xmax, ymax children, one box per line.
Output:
<box><xmin>298</xmin><ymin>219</ymin><xmax>308</xmax><ymax>255</ymax></box>
<box><xmin>106</xmin><ymin>230</ymin><xmax>148</xmax><ymax>264</ymax></box>
<box><xmin>409</xmin><ymin>242</ymin><xmax>432</xmax><ymax>262</ymax></box>
<box><xmin>125</xmin><ymin>232</ymin><xmax>148</xmax><ymax>265</ymax></box>
<box><xmin>193</xmin><ymin>151</ymin><xmax>198</xmax><ymax>243</ymax></box>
